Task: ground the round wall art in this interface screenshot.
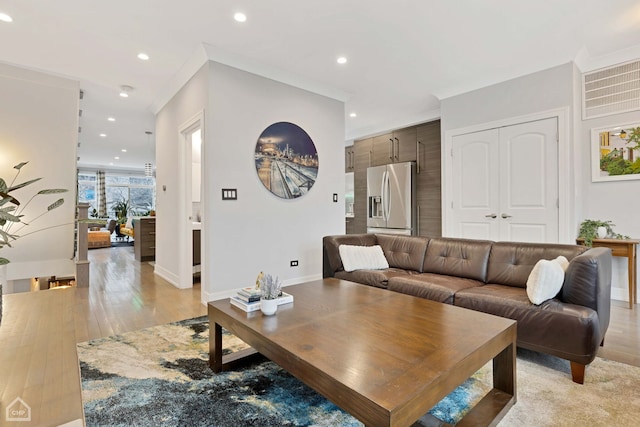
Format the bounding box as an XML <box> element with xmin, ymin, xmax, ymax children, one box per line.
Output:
<box><xmin>254</xmin><ymin>122</ymin><xmax>319</xmax><ymax>199</ymax></box>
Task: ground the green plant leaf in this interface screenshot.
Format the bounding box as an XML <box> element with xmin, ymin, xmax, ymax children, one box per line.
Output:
<box><xmin>0</xmin><ymin>257</ymin><xmax>10</xmax><ymax>265</ymax></box>
<box><xmin>13</xmin><ymin>162</ymin><xmax>28</xmax><ymax>170</ymax></box>
<box><xmin>47</xmin><ymin>198</ymin><xmax>65</xmax><ymax>211</ymax></box>
<box><xmin>0</xmin><ymin>210</ymin><xmax>21</xmax><ymax>222</ymax></box>
<box><xmin>8</xmin><ymin>177</ymin><xmax>42</xmax><ymax>192</ymax></box>
<box><xmin>0</xmin><ymin>178</ymin><xmax>6</xmax><ymax>192</ymax></box>
<box><xmin>37</xmin><ymin>188</ymin><xmax>68</xmax><ymax>195</ymax></box>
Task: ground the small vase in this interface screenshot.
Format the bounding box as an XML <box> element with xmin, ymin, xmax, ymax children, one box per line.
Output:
<box><xmin>597</xmin><ymin>226</ymin><xmax>607</xmax><ymax>239</ymax></box>
<box><xmin>260</xmin><ymin>298</ymin><xmax>278</xmax><ymax>316</ymax></box>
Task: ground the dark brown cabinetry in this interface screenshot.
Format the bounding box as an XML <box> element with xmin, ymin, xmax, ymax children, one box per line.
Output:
<box><xmin>415</xmin><ymin>121</ymin><xmax>442</xmax><ymax>237</ymax></box>
<box><xmin>347</xmin><ymin>120</ymin><xmax>441</xmax><ymax>237</ymax></box>
<box><xmin>352</xmin><ymin>137</ymin><xmax>371</xmax><ymax>234</ymax></box>
<box><xmin>134</xmin><ymin>217</ymin><xmax>156</xmax><ymax>262</ymax></box>
<box><xmin>345</xmin><ymin>146</ymin><xmax>355</xmax><ymax>172</ymax></box>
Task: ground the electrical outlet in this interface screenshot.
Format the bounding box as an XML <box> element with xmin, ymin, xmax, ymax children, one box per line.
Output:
<box><xmin>290</xmin><ymin>260</ymin><xmax>298</xmax><ymax>267</ymax></box>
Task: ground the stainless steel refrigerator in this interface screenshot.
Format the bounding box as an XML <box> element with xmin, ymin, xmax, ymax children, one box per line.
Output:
<box><xmin>367</xmin><ymin>162</ymin><xmax>416</xmax><ymax>235</ymax></box>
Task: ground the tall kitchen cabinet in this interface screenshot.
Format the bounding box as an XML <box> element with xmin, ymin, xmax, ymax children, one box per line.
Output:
<box><xmin>415</xmin><ymin>121</ymin><xmax>442</xmax><ymax>237</ymax></box>
<box><xmin>350</xmin><ymin>137</ymin><xmax>372</xmax><ymax>234</ymax></box>
<box><xmin>347</xmin><ymin>120</ymin><xmax>441</xmax><ymax>237</ymax></box>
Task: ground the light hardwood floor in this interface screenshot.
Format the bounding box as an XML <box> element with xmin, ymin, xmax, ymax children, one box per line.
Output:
<box><xmin>74</xmin><ymin>245</ymin><xmax>206</xmax><ymax>343</ymax></box>
<box><xmin>77</xmin><ymin>246</ymin><xmax>639</xmax><ymax>368</ymax></box>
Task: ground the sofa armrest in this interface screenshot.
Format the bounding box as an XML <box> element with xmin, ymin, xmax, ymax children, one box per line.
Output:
<box><xmin>561</xmin><ymin>247</ymin><xmax>612</xmax><ymax>338</ymax></box>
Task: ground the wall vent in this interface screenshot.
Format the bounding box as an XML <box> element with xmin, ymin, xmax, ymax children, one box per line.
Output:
<box><xmin>583</xmin><ymin>59</ymin><xmax>640</xmax><ymax>119</ymax></box>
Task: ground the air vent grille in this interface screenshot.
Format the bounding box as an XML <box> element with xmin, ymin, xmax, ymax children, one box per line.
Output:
<box><xmin>583</xmin><ymin>59</ymin><xmax>640</xmax><ymax>119</ymax></box>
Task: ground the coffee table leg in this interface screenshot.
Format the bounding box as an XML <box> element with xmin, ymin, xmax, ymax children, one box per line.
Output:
<box><xmin>493</xmin><ymin>341</ymin><xmax>516</xmax><ymax>397</ymax></box>
<box><xmin>210</xmin><ymin>322</ymin><xmax>223</xmax><ymax>372</ymax></box>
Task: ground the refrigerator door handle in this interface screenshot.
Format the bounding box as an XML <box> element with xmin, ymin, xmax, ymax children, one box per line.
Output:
<box><xmin>380</xmin><ymin>171</ymin><xmax>387</xmax><ymax>221</ymax></box>
<box><xmin>384</xmin><ymin>170</ymin><xmax>391</xmax><ymax>221</ymax></box>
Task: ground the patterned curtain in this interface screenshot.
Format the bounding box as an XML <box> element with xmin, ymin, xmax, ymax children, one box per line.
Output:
<box><xmin>97</xmin><ymin>170</ymin><xmax>107</xmax><ymax>217</ymax></box>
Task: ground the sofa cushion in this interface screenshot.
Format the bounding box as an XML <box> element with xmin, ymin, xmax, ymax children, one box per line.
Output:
<box><xmin>526</xmin><ymin>256</ymin><xmax>568</xmax><ymax>305</ymax></box>
<box><xmin>487</xmin><ymin>242</ymin><xmax>587</xmax><ymax>288</ymax></box>
<box><xmin>423</xmin><ymin>238</ymin><xmax>493</xmax><ymax>282</ymax></box>
<box><xmin>335</xmin><ymin>268</ymin><xmax>413</xmax><ymax>289</ymax></box>
<box><xmin>454</xmin><ymin>284</ymin><xmax>601</xmax><ymax>364</ymax></box>
<box><xmin>376</xmin><ymin>234</ymin><xmax>429</xmax><ymax>272</ymax></box>
<box><xmin>388</xmin><ymin>273</ymin><xmax>483</xmax><ymax>304</ymax></box>
<box><xmin>339</xmin><ymin>244</ymin><xmax>389</xmax><ymax>272</ymax></box>
<box><xmin>323</xmin><ymin>234</ymin><xmax>378</xmax><ymax>276</ymax></box>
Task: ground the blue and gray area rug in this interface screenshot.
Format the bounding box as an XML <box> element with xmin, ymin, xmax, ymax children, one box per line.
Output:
<box><xmin>78</xmin><ymin>316</ymin><xmax>640</xmax><ymax>426</ymax></box>
<box><xmin>78</xmin><ymin>316</ymin><xmax>489</xmax><ymax>426</ymax></box>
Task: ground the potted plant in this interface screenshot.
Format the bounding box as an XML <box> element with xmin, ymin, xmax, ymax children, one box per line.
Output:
<box><xmin>577</xmin><ymin>219</ymin><xmax>628</xmax><ymax>247</ymax></box>
<box><xmin>259</xmin><ymin>273</ymin><xmax>282</xmax><ymax>315</ymax></box>
<box><xmin>1</xmin><ymin>162</ymin><xmax>68</xmax><ymax>323</ymax></box>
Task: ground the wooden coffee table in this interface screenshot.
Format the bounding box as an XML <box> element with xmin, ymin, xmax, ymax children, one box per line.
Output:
<box><xmin>208</xmin><ymin>278</ymin><xmax>516</xmax><ymax>426</ymax></box>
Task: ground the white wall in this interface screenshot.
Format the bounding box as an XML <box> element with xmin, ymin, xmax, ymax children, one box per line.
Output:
<box><xmin>0</xmin><ymin>63</ymin><xmax>79</xmax><ymax>283</ymax></box>
<box><xmin>155</xmin><ymin>61</ymin><xmax>345</xmax><ymax>302</ymax></box>
<box><xmin>155</xmin><ymin>64</ymin><xmax>209</xmax><ymax>285</ymax></box>
<box><xmin>204</xmin><ymin>62</ymin><xmax>344</xmax><ymax>301</ymax></box>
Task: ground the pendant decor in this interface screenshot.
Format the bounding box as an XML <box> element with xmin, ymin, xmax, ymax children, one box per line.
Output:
<box><xmin>254</xmin><ymin>122</ymin><xmax>318</xmax><ymax>199</ymax></box>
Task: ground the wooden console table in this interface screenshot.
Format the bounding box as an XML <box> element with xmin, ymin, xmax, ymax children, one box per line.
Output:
<box><xmin>577</xmin><ymin>238</ymin><xmax>639</xmax><ymax>309</ymax></box>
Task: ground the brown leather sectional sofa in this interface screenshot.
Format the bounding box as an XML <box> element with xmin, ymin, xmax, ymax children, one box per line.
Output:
<box><xmin>323</xmin><ymin>233</ymin><xmax>613</xmax><ymax>384</ymax></box>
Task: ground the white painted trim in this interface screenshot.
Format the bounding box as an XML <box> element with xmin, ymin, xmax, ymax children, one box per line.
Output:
<box><xmin>443</xmin><ymin>107</ymin><xmax>572</xmax><ymax>243</ymax></box>
<box><xmin>202</xmin><ymin>43</ymin><xmax>350</xmax><ymax>103</ymax></box>
<box><xmin>345</xmin><ymin>108</ymin><xmax>441</xmax><ymax>141</ymax></box>
<box><xmin>178</xmin><ymin>111</ymin><xmax>205</xmax><ymax>293</ymax></box>
<box><xmin>611</xmin><ymin>287</ymin><xmax>634</xmax><ymax>304</ymax></box>
<box><xmin>150</xmin><ymin>46</ymin><xmax>208</xmax><ymax>115</ymax></box>
<box><xmin>153</xmin><ymin>264</ymin><xmax>184</xmax><ymax>289</ymax></box>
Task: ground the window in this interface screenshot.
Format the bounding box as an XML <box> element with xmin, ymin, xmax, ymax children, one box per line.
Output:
<box><xmin>78</xmin><ymin>173</ymin><xmax>97</xmax><ymax>214</ymax></box>
<box><xmin>105</xmin><ymin>174</ymin><xmax>155</xmax><ymax>217</ymax></box>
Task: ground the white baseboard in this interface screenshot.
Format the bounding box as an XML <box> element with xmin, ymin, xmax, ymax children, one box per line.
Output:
<box><xmin>611</xmin><ymin>287</ymin><xmax>634</xmax><ymax>304</ymax></box>
<box><xmin>153</xmin><ymin>264</ymin><xmax>182</xmax><ymax>289</ymax></box>
<box><xmin>200</xmin><ymin>274</ymin><xmax>323</xmax><ymax>305</ymax></box>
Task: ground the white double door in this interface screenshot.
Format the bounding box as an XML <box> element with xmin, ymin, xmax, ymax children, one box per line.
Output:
<box><xmin>450</xmin><ymin>118</ymin><xmax>559</xmax><ymax>243</ymax></box>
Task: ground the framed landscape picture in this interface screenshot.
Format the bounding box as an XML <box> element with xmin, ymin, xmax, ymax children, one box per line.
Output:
<box><xmin>591</xmin><ymin>123</ymin><xmax>640</xmax><ymax>182</ymax></box>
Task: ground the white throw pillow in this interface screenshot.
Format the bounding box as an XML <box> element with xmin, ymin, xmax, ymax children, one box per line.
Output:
<box><xmin>526</xmin><ymin>256</ymin><xmax>569</xmax><ymax>305</ymax></box>
<box><xmin>339</xmin><ymin>244</ymin><xmax>389</xmax><ymax>272</ymax></box>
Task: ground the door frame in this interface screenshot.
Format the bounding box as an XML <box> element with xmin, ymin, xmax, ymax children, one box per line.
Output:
<box><xmin>443</xmin><ymin>107</ymin><xmax>572</xmax><ymax>243</ymax></box>
<box><xmin>177</xmin><ymin>110</ymin><xmax>205</xmax><ymax>293</ymax></box>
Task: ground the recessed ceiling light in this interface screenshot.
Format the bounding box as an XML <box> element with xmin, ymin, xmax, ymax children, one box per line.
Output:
<box><xmin>337</xmin><ymin>56</ymin><xmax>347</xmax><ymax>64</ymax></box>
<box><xmin>99</xmin><ymin>133</ymin><xmax>107</xmax><ymax>137</ymax></box>
<box><xmin>114</xmin><ymin>156</ymin><xmax>120</xmax><ymax>160</ymax></box>
<box><xmin>137</xmin><ymin>52</ymin><xmax>150</xmax><ymax>61</ymax></box>
<box><xmin>349</xmin><ymin>112</ymin><xmax>357</xmax><ymax>118</ymax></box>
<box><xmin>108</xmin><ymin>117</ymin><xmax>116</xmax><ymax>122</ymax></box>
<box><xmin>234</xmin><ymin>12</ymin><xmax>247</xmax><ymax>22</ymax></box>
<box><xmin>109</xmin><ymin>162</ymin><xmax>114</xmax><ymax>166</ymax></box>
<box><xmin>119</xmin><ymin>85</ymin><xmax>134</xmax><ymax>98</ymax></box>
<box><xmin>0</xmin><ymin>13</ymin><xmax>12</xmax><ymax>23</ymax></box>
<box><xmin>121</xmin><ymin>149</ymin><xmax>127</xmax><ymax>153</ymax></box>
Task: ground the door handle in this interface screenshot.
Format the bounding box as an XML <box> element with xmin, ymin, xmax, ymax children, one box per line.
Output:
<box><xmin>501</xmin><ymin>213</ymin><xmax>512</xmax><ymax>218</ymax></box>
<box><xmin>389</xmin><ymin>138</ymin><xmax>394</xmax><ymax>160</ymax></box>
<box><xmin>394</xmin><ymin>137</ymin><xmax>399</xmax><ymax>160</ymax></box>
<box><xmin>485</xmin><ymin>213</ymin><xmax>497</xmax><ymax>219</ymax></box>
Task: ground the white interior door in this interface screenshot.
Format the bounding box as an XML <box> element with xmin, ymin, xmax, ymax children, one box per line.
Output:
<box><xmin>499</xmin><ymin>118</ymin><xmax>558</xmax><ymax>242</ymax></box>
<box><xmin>451</xmin><ymin>129</ymin><xmax>500</xmax><ymax>240</ymax></box>
<box><xmin>450</xmin><ymin>118</ymin><xmax>558</xmax><ymax>243</ymax></box>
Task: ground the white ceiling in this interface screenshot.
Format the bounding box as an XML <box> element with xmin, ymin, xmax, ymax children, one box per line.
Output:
<box><xmin>2</xmin><ymin>1</ymin><xmax>640</xmax><ymax>171</ymax></box>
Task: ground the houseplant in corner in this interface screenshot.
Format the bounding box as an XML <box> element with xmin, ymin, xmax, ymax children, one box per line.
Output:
<box><xmin>259</xmin><ymin>273</ymin><xmax>282</xmax><ymax>316</ymax></box>
<box><xmin>577</xmin><ymin>219</ymin><xmax>628</xmax><ymax>247</ymax></box>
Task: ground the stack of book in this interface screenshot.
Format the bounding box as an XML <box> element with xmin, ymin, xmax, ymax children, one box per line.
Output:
<box><xmin>230</xmin><ymin>287</ymin><xmax>294</xmax><ymax>312</ymax></box>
